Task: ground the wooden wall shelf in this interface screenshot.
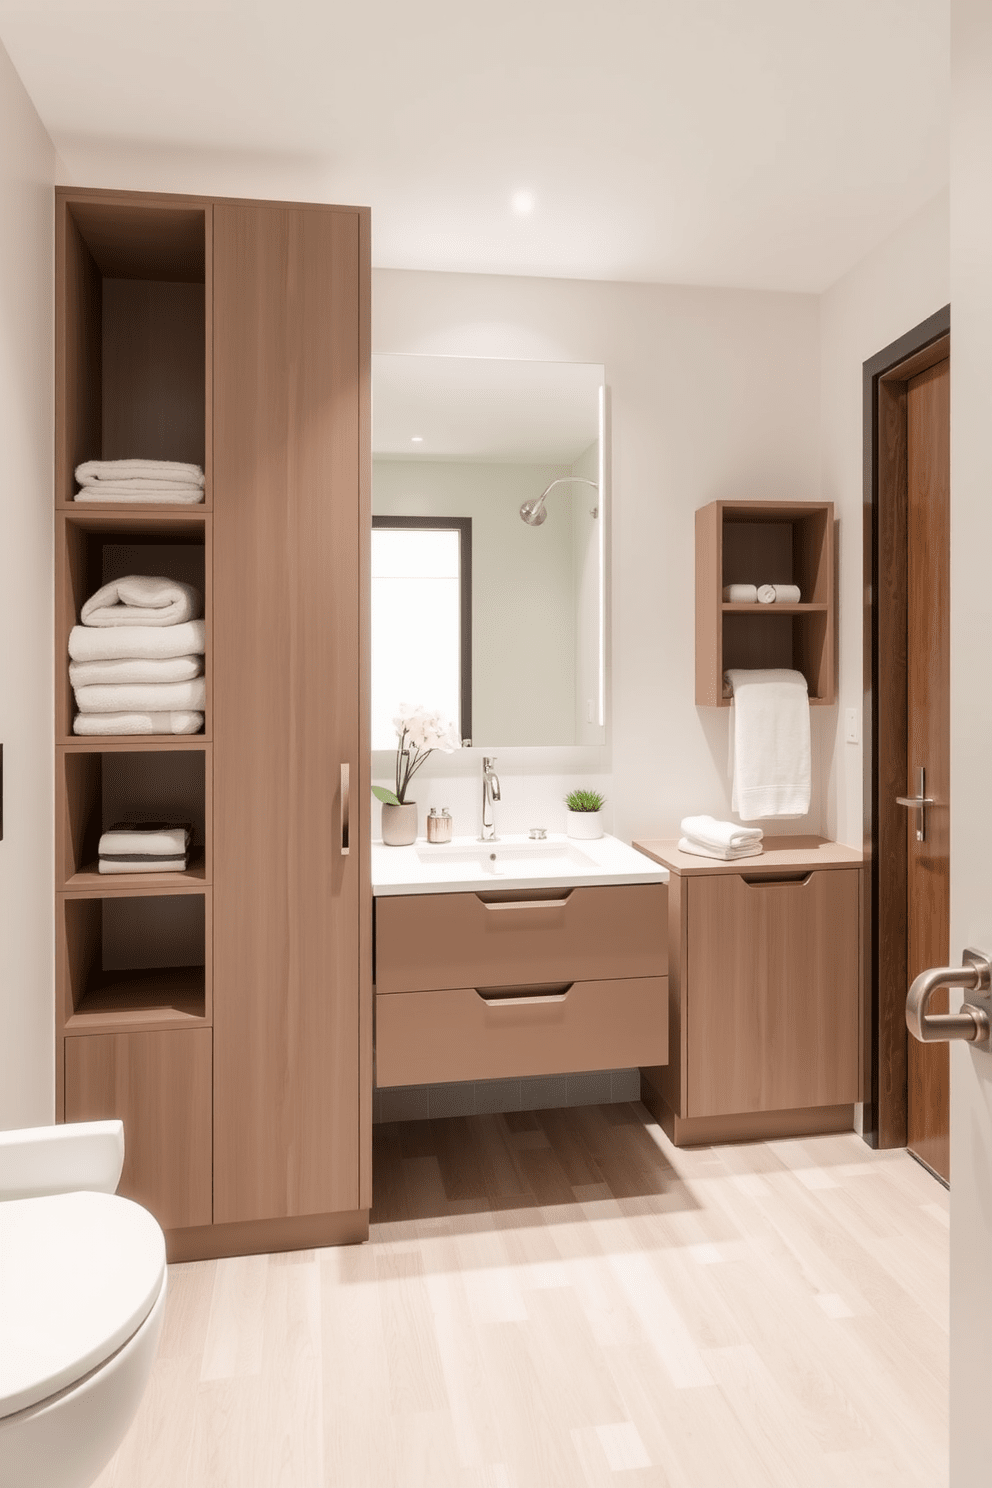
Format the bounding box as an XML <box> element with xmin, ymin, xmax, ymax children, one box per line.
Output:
<box><xmin>695</xmin><ymin>499</ymin><xmax>835</xmax><ymax>707</ymax></box>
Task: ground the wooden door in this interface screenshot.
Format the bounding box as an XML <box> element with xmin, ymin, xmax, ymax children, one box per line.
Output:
<box><xmin>905</xmin><ymin>358</ymin><xmax>951</xmax><ymax>1182</ymax></box>
<box><xmin>212</xmin><ymin>202</ymin><xmax>364</xmax><ymax>1224</ymax></box>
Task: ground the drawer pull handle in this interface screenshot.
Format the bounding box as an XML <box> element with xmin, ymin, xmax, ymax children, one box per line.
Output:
<box><xmin>741</xmin><ymin>872</ymin><xmax>812</xmax><ymax>887</ymax></box>
<box><xmin>477</xmin><ymin>894</ymin><xmax>572</xmax><ymax>912</ymax></box>
<box><xmin>475</xmin><ymin>983</ymin><xmax>573</xmax><ymax>1006</ymax></box>
<box><xmin>340</xmin><ymin>762</ymin><xmax>350</xmax><ymax>856</ymax></box>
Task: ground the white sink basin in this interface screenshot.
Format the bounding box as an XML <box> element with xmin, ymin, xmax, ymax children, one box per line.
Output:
<box><xmin>372</xmin><ymin>832</ymin><xmax>669</xmax><ymax>896</ymax></box>
<box><xmin>414</xmin><ymin>839</ymin><xmax>598</xmax><ymax>876</ymax></box>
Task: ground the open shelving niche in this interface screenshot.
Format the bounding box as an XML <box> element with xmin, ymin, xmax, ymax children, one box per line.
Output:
<box><xmin>55</xmin><ymin>191</ymin><xmax>215</xmax><ymax>1095</ymax></box>
<box><xmin>695</xmin><ymin>499</ymin><xmax>835</xmax><ymax>708</ymax></box>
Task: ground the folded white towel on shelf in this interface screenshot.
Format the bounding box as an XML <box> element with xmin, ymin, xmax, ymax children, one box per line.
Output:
<box><xmin>725</xmin><ymin>667</ymin><xmax>811</xmax><ymax>821</ymax></box>
<box><xmin>80</xmin><ymin>575</ymin><xmax>201</xmax><ymax>628</ymax></box>
<box><xmin>74</xmin><ymin>482</ymin><xmax>204</xmax><ymax>505</ymax></box>
<box><xmin>756</xmin><ymin>584</ymin><xmax>776</xmax><ymax>604</ymax></box>
<box><xmin>677</xmin><ymin>836</ymin><xmax>764</xmax><ymax>861</ymax></box>
<box><xmin>68</xmin><ymin>619</ymin><xmax>205</xmax><ymax>661</ymax></box>
<box><xmin>679</xmin><ymin>815</ymin><xmax>764</xmax><ymax>853</ymax></box>
<box><xmin>69</xmin><ymin>654</ymin><xmax>203</xmax><ymax>688</ymax></box>
<box><xmin>74</xmin><ymin>677</ymin><xmax>206</xmax><ymax>713</ymax></box>
<box><xmin>75</xmin><ymin>459</ymin><xmax>205</xmax><ymax>488</ymax></box>
<box><xmin>771</xmin><ymin>583</ymin><xmax>801</xmax><ymax>604</ymax></box>
<box><xmin>99</xmin><ymin>857</ymin><xmax>188</xmax><ymax>874</ymax></box>
<box><xmin>98</xmin><ymin>823</ymin><xmax>192</xmax><ymax>859</ymax></box>
<box><xmin>72</xmin><ymin>710</ymin><xmax>203</xmax><ymax>736</ymax></box>
<box><xmin>722</xmin><ymin>584</ymin><xmax>758</xmax><ymax>603</ymax></box>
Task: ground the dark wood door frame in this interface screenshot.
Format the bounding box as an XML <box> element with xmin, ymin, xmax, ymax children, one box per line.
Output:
<box><xmin>862</xmin><ymin>305</ymin><xmax>950</xmax><ymax>1149</ymax></box>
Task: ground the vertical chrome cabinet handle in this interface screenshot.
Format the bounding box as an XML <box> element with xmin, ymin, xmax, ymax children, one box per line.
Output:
<box><xmin>340</xmin><ymin>762</ymin><xmax>350</xmax><ymax>856</ymax></box>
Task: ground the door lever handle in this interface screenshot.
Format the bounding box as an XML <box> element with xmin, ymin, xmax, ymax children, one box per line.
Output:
<box><xmin>906</xmin><ymin>948</ymin><xmax>992</xmax><ymax>1045</ymax></box>
<box><xmin>896</xmin><ymin>767</ymin><xmax>935</xmax><ymax>842</ymax></box>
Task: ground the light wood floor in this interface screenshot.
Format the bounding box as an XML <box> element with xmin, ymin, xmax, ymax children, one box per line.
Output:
<box><xmin>94</xmin><ymin>1103</ymin><xmax>949</xmax><ymax>1487</ymax></box>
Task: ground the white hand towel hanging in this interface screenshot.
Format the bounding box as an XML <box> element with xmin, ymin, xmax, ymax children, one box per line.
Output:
<box><xmin>725</xmin><ymin>668</ymin><xmax>811</xmax><ymax>820</ymax></box>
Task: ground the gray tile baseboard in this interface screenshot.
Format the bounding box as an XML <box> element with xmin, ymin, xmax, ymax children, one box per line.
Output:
<box><xmin>372</xmin><ymin>1067</ymin><xmax>641</xmax><ymax>1123</ymax></box>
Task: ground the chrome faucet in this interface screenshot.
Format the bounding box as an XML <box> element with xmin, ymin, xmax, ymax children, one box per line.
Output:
<box><xmin>480</xmin><ymin>756</ymin><xmax>501</xmax><ymax>840</ymax></box>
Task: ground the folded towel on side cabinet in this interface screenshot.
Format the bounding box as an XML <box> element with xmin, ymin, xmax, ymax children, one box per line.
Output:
<box><xmin>72</xmin><ymin>710</ymin><xmax>203</xmax><ymax>736</ymax></box>
<box><xmin>73</xmin><ymin>677</ymin><xmax>206</xmax><ymax>713</ymax></box>
<box><xmin>679</xmin><ymin>815</ymin><xmax>764</xmax><ymax>853</ymax></box>
<box><xmin>677</xmin><ymin>836</ymin><xmax>764</xmax><ymax>861</ymax></box>
<box><xmin>68</xmin><ymin>619</ymin><xmax>205</xmax><ymax>661</ymax></box>
<box><xmin>99</xmin><ymin>823</ymin><xmax>192</xmax><ymax>858</ymax></box>
<box><xmin>80</xmin><ymin>575</ymin><xmax>201</xmax><ymax>627</ymax></box>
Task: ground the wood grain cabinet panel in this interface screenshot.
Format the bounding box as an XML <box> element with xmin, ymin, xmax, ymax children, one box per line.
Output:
<box><xmin>376</xmin><ymin>977</ymin><xmax>668</xmax><ymax>1087</ymax></box>
<box><xmin>686</xmin><ymin>869</ymin><xmax>860</xmax><ymax>1117</ymax></box>
<box><xmin>64</xmin><ymin>1028</ymin><xmax>212</xmax><ymax>1230</ymax></box>
<box><xmin>375</xmin><ymin>884</ymin><xmax>667</xmax><ymax>995</ymax></box>
<box><xmin>212</xmin><ymin>201</ymin><xmax>368</xmax><ymax>1226</ymax></box>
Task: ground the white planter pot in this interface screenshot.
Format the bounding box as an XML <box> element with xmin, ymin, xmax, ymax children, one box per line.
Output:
<box><xmin>381</xmin><ymin>801</ymin><xmax>418</xmax><ymax>846</ymax></box>
<box><xmin>566</xmin><ymin>809</ymin><xmax>603</xmax><ymax>840</ymax></box>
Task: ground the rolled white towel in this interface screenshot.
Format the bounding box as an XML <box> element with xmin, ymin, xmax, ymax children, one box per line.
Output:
<box><xmin>722</xmin><ymin>584</ymin><xmax>758</xmax><ymax>603</ymax></box>
<box><xmin>72</xmin><ymin>711</ymin><xmax>203</xmax><ymax>736</ymax></box>
<box><xmin>81</xmin><ymin>575</ymin><xmax>201</xmax><ymax>628</ymax></box>
<box><xmin>68</xmin><ymin>619</ymin><xmax>205</xmax><ymax>662</ymax></box>
<box><xmin>69</xmin><ymin>655</ymin><xmax>203</xmax><ymax>688</ymax></box>
<box><xmin>75</xmin><ymin>459</ymin><xmax>204</xmax><ymax>488</ymax></box>
<box><xmin>74</xmin><ymin>677</ymin><xmax>206</xmax><ymax>713</ymax></box>
<box><xmin>680</xmin><ymin>815</ymin><xmax>763</xmax><ymax>853</ymax></box>
<box><xmin>678</xmin><ymin>837</ymin><xmax>763</xmax><ymax>861</ymax></box>
<box><xmin>74</xmin><ymin>482</ymin><xmax>204</xmax><ymax>505</ymax></box>
<box><xmin>757</xmin><ymin>584</ymin><xmax>776</xmax><ymax>604</ymax></box>
<box><xmin>772</xmin><ymin>583</ymin><xmax>801</xmax><ymax>604</ymax></box>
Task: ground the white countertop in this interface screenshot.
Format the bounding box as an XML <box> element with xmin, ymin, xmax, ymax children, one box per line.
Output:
<box><xmin>371</xmin><ymin>832</ymin><xmax>670</xmax><ymax>896</ymax></box>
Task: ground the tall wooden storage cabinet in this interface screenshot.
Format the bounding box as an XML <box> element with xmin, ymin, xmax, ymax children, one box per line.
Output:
<box><xmin>54</xmin><ymin>188</ymin><xmax>372</xmax><ymax>1260</ymax></box>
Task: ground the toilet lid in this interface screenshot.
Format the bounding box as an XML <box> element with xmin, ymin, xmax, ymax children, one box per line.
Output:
<box><xmin>0</xmin><ymin>1190</ymin><xmax>166</xmax><ymax>1419</ymax></box>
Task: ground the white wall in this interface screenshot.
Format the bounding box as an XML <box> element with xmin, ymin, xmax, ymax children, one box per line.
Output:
<box><xmin>373</xmin><ymin>268</ymin><xmax>822</xmax><ymax>845</ymax></box>
<box><xmin>948</xmin><ymin>3</ymin><xmax>992</xmax><ymax>1480</ymax></box>
<box><xmin>0</xmin><ymin>39</ymin><xmax>56</xmax><ymax>1127</ymax></box>
<box><xmin>818</xmin><ymin>191</ymin><xmax>949</xmax><ymax>848</ymax></box>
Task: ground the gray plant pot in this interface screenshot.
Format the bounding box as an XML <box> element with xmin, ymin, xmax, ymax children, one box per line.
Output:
<box><xmin>381</xmin><ymin>801</ymin><xmax>418</xmax><ymax>846</ymax></box>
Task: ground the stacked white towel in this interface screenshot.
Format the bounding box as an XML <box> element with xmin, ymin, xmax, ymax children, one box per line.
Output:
<box><xmin>74</xmin><ymin>459</ymin><xmax>205</xmax><ymax>505</ymax></box>
<box><xmin>70</xmin><ymin>577</ymin><xmax>205</xmax><ymax>736</ymax></box>
<box><xmin>98</xmin><ymin>821</ymin><xmax>192</xmax><ymax>875</ymax></box>
<box><xmin>678</xmin><ymin>815</ymin><xmax>763</xmax><ymax>861</ymax></box>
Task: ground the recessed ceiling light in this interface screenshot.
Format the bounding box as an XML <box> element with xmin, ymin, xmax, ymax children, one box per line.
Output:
<box><xmin>511</xmin><ymin>190</ymin><xmax>535</xmax><ymax>215</ymax></box>
<box><xmin>411</xmin><ymin>435</ymin><xmax>423</xmax><ymax>443</ymax></box>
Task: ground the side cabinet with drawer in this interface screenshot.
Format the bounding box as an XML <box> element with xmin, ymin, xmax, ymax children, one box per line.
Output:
<box><xmin>633</xmin><ymin>837</ymin><xmax>865</xmax><ymax>1146</ymax></box>
<box><xmin>374</xmin><ymin>883</ymin><xmax>668</xmax><ymax>1086</ymax></box>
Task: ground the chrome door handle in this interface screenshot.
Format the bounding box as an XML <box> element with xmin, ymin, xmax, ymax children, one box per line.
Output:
<box><xmin>896</xmin><ymin>767</ymin><xmax>934</xmax><ymax>842</ymax></box>
<box><xmin>906</xmin><ymin>948</ymin><xmax>992</xmax><ymax>1045</ymax></box>
<box><xmin>340</xmin><ymin>762</ymin><xmax>350</xmax><ymax>856</ymax></box>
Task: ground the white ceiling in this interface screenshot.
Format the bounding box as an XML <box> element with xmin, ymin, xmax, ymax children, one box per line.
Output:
<box><xmin>373</xmin><ymin>356</ymin><xmax>602</xmax><ymax>462</ymax></box>
<box><xmin>0</xmin><ymin>0</ymin><xmax>948</xmax><ymax>293</ymax></box>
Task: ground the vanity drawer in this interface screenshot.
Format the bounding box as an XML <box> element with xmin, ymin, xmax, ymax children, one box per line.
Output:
<box><xmin>375</xmin><ymin>883</ymin><xmax>667</xmax><ymax>994</ymax></box>
<box><xmin>375</xmin><ymin>975</ymin><xmax>668</xmax><ymax>1086</ymax></box>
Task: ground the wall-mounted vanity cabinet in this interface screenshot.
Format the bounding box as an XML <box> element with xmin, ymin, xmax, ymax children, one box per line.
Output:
<box><xmin>374</xmin><ymin>882</ymin><xmax>668</xmax><ymax>1087</ymax></box>
<box><xmin>634</xmin><ymin>837</ymin><xmax>864</xmax><ymax>1146</ymax></box>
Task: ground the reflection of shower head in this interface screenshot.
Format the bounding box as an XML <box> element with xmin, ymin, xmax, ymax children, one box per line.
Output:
<box><xmin>519</xmin><ymin>475</ymin><xmax>598</xmax><ymax>526</ymax></box>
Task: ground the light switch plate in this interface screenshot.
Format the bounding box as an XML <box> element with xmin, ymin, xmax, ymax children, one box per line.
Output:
<box><xmin>845</xmin><ymin>708</ymin><xmax>860</xmax><ymax>744</ymax></box>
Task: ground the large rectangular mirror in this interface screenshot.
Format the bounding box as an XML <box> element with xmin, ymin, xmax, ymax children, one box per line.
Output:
<box><xmin>372</xmin><ymin>354</ymin><xmax>607</xmax><ymax>749</ymax></box>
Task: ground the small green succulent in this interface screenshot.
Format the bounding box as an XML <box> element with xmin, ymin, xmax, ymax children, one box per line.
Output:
<box><xmin>564</xmin><ymin>788</ymin><xmax>606</xmax><ymax>813</ymax></box>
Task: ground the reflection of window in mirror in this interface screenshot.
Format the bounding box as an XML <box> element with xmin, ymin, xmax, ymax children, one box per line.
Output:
<box><xmin>371</xmin><ymin>516</ymin><xmax>472</xmax><ymax>750</ymax></box>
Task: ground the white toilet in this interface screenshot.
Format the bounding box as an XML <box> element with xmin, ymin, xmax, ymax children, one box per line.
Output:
<box><xmin>0</xmin><ymin>1121</ymin><xmax>167</xmax><ymax>1488</ymax></box>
